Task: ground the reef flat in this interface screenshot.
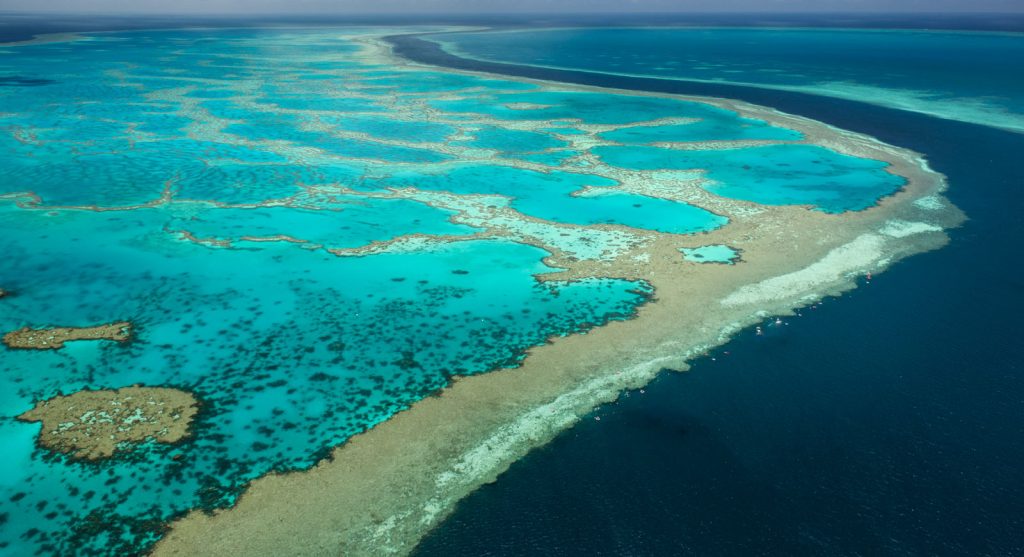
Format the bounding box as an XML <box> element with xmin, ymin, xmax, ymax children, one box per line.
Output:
<box><xmin>0</xmin><ymin>26</ymin><xmax>961</xmax><ymax>555</ymax></box>
<box><xmin>18</xmin><ymin>386</ymin><xmax>199</xmax><ymax>460</ymax></box>
<box><xmin>2</xmin><ymin>321</ymin><xmax>132</xmax><ymax>349</ymax></box>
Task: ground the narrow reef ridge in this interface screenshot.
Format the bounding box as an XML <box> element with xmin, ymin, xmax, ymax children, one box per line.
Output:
<box><xmin>2</xmin><ymin>321</ymin><xmax>132</xmax><ymax>350</ymax></box>
<box><xmin>17</xmin><ymin>386</ymin><xmax>199</xmax><ymax>460</ymax></box>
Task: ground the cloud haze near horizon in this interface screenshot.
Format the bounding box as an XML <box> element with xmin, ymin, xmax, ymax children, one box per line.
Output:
<box><xmin>1</xmin><ymin>0</ymin><xmax>1021</xmax><ymax>14</ymax></box>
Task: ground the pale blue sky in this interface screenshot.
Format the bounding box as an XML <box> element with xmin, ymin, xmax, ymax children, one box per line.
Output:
<box><xmin>1</xmin><ymin>0</ymin><xmax>1021</xmax><ymax>14</ymax></box>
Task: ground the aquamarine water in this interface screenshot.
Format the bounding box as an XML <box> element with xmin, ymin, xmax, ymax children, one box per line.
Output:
<box><xmin>462</xmin><ymin>126</ymin><xmax>569</xmax><ymax>153</ymax></box>
<box><xmin>167</xmin><ymin>200</ymin><xmax>475</xmax><ymax>248</ymax></box>
<box><xmin>433</xmin><ymin>89</ymin><xmax>765</xmax><ymax>126</ymax></box>
<box><xmin>594</xmin><ymin>144</ymin><xmax>905</xmax><ymax>212</ymax></box>
<box><xmin>0</xmin><ymin>27</ymin><xmax>910</xmax><ymax>555</ymax></box>
<box><xmin>598</xmin><ymin>118</ymin><xmax>801</xmax><ymax>143</ymax></box>
<box><xmin>433</xmin><ymin>27</ymin><xmax>1024</xmax><ymax>134</ymax></box>
<box><xmin>372</xmin><ymin>166</ymin><xmax>728</xmax><ymax>233</ymax></box>
<box><xmin>680</xmin><ymin>244</ymin><xmax>740</xmax><ymax>264</ymax></box>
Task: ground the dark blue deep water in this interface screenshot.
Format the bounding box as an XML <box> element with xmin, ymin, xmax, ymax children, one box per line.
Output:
<box><xmin>436</xmin><ymin>27</ymin><xmax>1024</xmax><ymax>133</ymax></box>
<box><xmin>404</xmin><ymin>27</ymin><xmax>1024</xmax><ymax>557</ymax></box>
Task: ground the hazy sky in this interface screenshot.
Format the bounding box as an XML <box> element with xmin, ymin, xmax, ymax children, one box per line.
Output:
<box><xmin>2</xmin><ymin>0</ymin><xmax>1022</xmax><ymax>14</ymax></box>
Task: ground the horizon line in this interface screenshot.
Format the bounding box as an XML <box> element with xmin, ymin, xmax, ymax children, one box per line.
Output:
<box><xmin>3</xmin><ymin>10</ymin><xmax>1024</xmax><ymax>17</ymax></box>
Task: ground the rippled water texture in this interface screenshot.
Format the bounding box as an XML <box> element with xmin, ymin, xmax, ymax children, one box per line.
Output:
<box><xmin>434</xmin><ymin>27</ymin><xmax>1024</xmax><ymax>134</ymax></box>
<box><xmin>0</xmin><ymin>28</ymin><xmax>906</xmax><ymax>554</ymax></box>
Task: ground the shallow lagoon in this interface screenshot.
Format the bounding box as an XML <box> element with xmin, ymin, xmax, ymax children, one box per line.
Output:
<box><xmin>375</xmin><ymin>165</ymin><xmax>728</xmax><ymax>234</ymax></box>
<box><xmin>595</xmin><ymin>144</ymin><xmax>905</xmax><ymax>212</ymax></box>
<box><xmin>681</xmin><ymin>244</ymin><xmax>739</xmax><ymax>264</ymax></box>
<box><xmin>0</xmin><ymin>27</ymin><xmax>912</xmax><ymax>555</ymax></box>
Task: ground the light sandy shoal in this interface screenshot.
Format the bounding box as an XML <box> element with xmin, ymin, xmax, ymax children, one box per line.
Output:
<box><xmin>91</xmin><ymin>30</ymin><xmax>964</xmax><ymax>556</ymax></box>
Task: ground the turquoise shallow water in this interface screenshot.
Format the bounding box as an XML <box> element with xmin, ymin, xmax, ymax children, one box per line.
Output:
<box><xmin>434</xmin><ymin>89</ymin><xmax>758</xmax><ymax>126</ymax></box>
<box><xmin>680</xmin><ymin>244</ymin><xmax>739</xmax><ymax>264</ymax></box>
<box><xmin>434</xmin><ymin>27</ymin><xmax>1024</xmax><ymax>134</ymax></box>
<box><xmin>373</xmin><ymin>165</ymin><xmax>728</xmax><ymax>233</ymax></box>
<box><xmin>0</xmin><ymin>27</ymin><xmax>910</xmax><ymax>555</ymax></box>
<box><xmin>0</xmin><ymin>200</ymin><xmax>651</xmax><ymax>554</ymax></box>
<box><xmin>594</xmin><ymin>144</ymin><xmax>905</xmax><ymax>212</ymax></box>
<box><xmin>462</xmin><ymin>126</ymin><xmax>569</xmax><ymax>153</ymax></box>
<box><xmin>167</xmin><ymin>199</ymin><xmax>475</xmax><ymax>248</ymax></box>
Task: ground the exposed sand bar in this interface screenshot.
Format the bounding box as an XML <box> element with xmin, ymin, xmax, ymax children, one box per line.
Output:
<box><xmin>2</xmin><ymin>321</ymin><xmax>132</xmax><ymax>350</ymax></box>
<box><xmin>18</xmin><ymin>386</ymin><xmax>199</xmax><ymax>460</ymax></box>
<box><xmin>153</xmin><ymin>31</ymin><xmax>964</xmax><ymax>557</ymax></box>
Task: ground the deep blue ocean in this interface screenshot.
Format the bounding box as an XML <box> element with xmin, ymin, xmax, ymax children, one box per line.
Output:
<box><xmin>435</xmin><ymin>27</ymin><xmax>1024</xmax><ymax>133</ymax></box>
<box><xmin>402</xmin><ymin>22</ymin><xmax>1024</xmax><ymax>557</ymax></box>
